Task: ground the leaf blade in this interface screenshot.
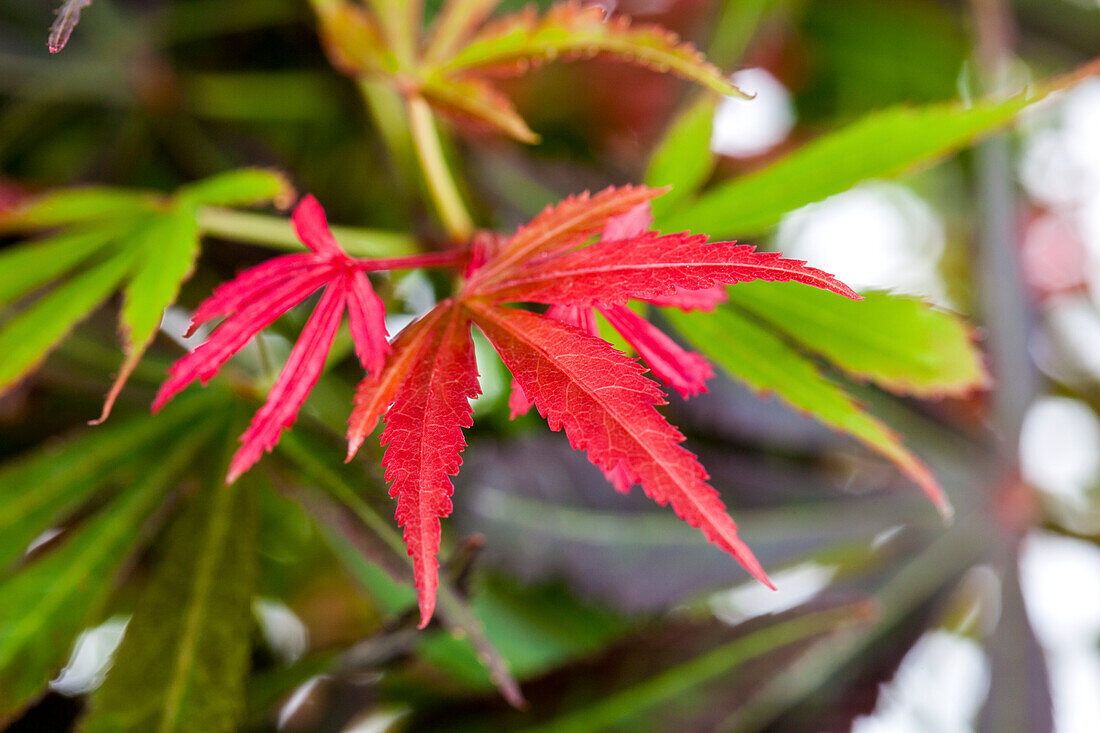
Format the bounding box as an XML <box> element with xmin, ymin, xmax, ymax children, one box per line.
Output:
<box><xmin>0</xmin><ymin>250</ymin><xmax>134</xmax><ymax>395</ymax></box>
<box><xmin>379</xmin><ymin>304</ymin><xmax>480</xmax><ymax>627</ymax></box>
<box><xmin>476</xmin><ymin>233</ymin><xmax>859</xmax><ymax>305</ymax></box>
<box><xmin>468</xmin><ymin>301</ymin><xmax>772</xmax><ymax>588</ymax></box>
<box><xmin>95</xmin><ymin>206</ymin><xmax>202</xmax><ymax>423</ymax></box>
<box><xmin>176</xmin><ymin>168</ymin><xmax>291</xmax><ymax>208</ymax></box>
<box><xmin>0</xmin><ymin>425</ymin><xmax>212</xmax><ymax>723</ymax></box>
<box><xmin>0</xmin><ymin>225</ymin><xmax>120</xmax><ymax>307</ymax></box>
<box><xmin>645</xmin><ymin>96</ymin><xmax>718</xmax><ymax>218</ymax></box>
<box><xmin>725</xmin><ymin>283</ymin><xmax>989</xmax><ymax>397</ymax></box>
<box><xmin>0</xmin><ymin>394</ymin><xmax>219</xmax><ymax>572</ymax></box>
<box><xmin>666</xmin><ymin>305</ymin><xmax>951</xmax><ymax>516</ymax></box>
<box><xmin>661</xmin><ymin>94</ymin><xmax>1033</xmax><ymax>237</ymax></box>
<box><xmin>83</xmin><ymin>443</ymin><xmax>258</xmax><ymax>733</ymax></box>
<box><xmin>439</xmin><ymin>2</ymin><xmax>744</xmax><ymax>98</ymax></box>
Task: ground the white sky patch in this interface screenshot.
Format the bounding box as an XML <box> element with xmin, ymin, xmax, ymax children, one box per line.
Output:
<box><xmin>1019</xmin><ymin>396</ymin><xmax>1100</xmax><ymax>509</ymax></box>
<box><xmin>1020</xmin><ymin>531</ymin><xmax>1100</xmax><ymax>733</ymax></box>
<box><xmin>711</xmin><ymin>67</ymin><xmax>795</xmax><ymax>158</ymax></box>
<box><xmin>51</xmin><ymin>615</ymin><xmax>130</xmax><ymax>696</ymax></box>
<box><xmin>776</xmin><ymin>182</ymin><xmax>950</xmax><ymax>304</ymax></box>
<box><xmin>709</xmin><ymin>562</ymin><xmax>836</xmax><ymax>625</ymax></box>
<box><xmin>851</xmin><ymin>630</ymin><xmax>990</xmax><ymax>733</ymax></box>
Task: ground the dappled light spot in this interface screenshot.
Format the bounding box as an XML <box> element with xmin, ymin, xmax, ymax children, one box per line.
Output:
<box><xmin>711</xmin><ymin>68</ymin><xmax>795</xmax><ymax>159</ymax></box>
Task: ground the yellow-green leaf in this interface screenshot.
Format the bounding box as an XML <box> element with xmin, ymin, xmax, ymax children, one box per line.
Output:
<box><xmin>420</xmin><ymin>74</ymin><xmax>539</xmax><ymax>143</ymax></box>
<box><xmin>0</xmin><ymin>224</ymin><xmax>124</xmax><ymax>307</ymax></box>
<box><xmin>176</xmin><ymin>168</ymin><xmax>292</xmax><ymax>208</ymax></box>
<box><xmin>725</xmin><ymin>283</ymin><xmax>988</xmax><ymax>397</ymax></box>
<box><xmin>661</xmin><ymin>94</ymin><xmax>1033</xmax><ymax>237</ymax></box>
<box><xmin>645</xmin><ymin>95</ymin><xmax>717</xmax><ymax>218</ymax></box>
<box><xmin>0</xmin><ymin>251</ymin><xmax>134</xmax><ymax>395</ymax></box>
<box><xmin>667</xmin><ymin>305</ymin><xmax>951</xmax><ymax>517</ymax></box>
<box><xmin>94</xmin><ymin>206</ymin><xmax>201</xmax><ymax>423</ymax></box>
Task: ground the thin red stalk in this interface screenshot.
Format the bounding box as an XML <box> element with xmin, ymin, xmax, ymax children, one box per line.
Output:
<box><xmin>354</xmin><ymin>250</ymin><xmax>466</xmax><ymax>272</ymax></box>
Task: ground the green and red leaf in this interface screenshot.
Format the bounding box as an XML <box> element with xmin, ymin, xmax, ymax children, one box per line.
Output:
<box><xmin>437</xmin><ymin>1</ymin><xmax>746</xmax><ymax>98</ymax></box>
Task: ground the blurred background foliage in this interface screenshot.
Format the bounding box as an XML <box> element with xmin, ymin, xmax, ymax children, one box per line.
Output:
<box><xmin>1</xmin><ymin>0</ymin><xmax>1100</xmax><ymax>731</ymax></box>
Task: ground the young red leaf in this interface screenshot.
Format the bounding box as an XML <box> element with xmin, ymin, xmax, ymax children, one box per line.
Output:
<box><xmin>227</xmin><ymin>282</ymin><xmax>348</xmax><ymax>483</ymax></box>
<box><xmin>475</xmin><ymin>185</ymin><xmax>667</xmax><ymax>282</ymax></box>
<box><xmin>466</xmin><ymin>300</ymin><xmax>773</xmax><ymax>590</ymax></box>
<box><xmin>379</xmin><ymin>304</ymin><xmax>480</xmax><ymax>626</ymax></box>
<box><xmin>439</xmin><ymin>1</ymin><xmax>746</xmax><ymax>98</ymax></box>
<box><xmin>420</xmin><ymin>75</ymin><xmax>540</xmax><ymax>144</ymax></box>
<box><xmin>598</xmin><ymin>303</ymin><xmax>714</xmax><ymax>399</ymax></box>
<box><xmin>154</xmin><ymin>268</ymin><xmax>334</xmax><ymax>409</ymax></box>
<box><xmin>48</xmin><ymin>0</ymin><xmax>93</xmax><ymax>53</ymax></box>
<box><xmin>473</xmin><ymin>232</ymin><xmax>860</xmax><ymax>306</ymax></box>
<box><xmin>156</xmin><ymin>195</ymin><xmax>391</xmax><ymax>480</ymax></box>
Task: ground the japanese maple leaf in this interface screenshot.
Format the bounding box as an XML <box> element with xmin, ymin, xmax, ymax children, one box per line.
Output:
<box><xmin>161</xmin><ymin>187</ymin><xmax>865</xmax><ymax>627</ymax></box>
<box><xmin>342</xmin><ymin>185</ymin><xmax>862</xmax><ymax>626</ymax></box>
<box><xmin>152</xmin><ymin>195</ymin><xmax>457</xmax><ymax>483</ymax></box>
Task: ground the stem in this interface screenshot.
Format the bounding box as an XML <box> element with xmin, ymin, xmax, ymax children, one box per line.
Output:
<box><xmin>968</xmin><ymin>0</ymin><xmax>1035</xmax><ymax>457</ymax></box>
<box><xmin>405</xmin><ymin>94</ymin><xmax>475</xmax><ymax>241</ymax></box>
<box><xmin>355</xmin><ymin>250</ymin><xmax>466</xmax><ymax>272</ymax></box>
<box><xmin>197</xmin><ymin>206</ymin><xmax>417</xmax><ymax>258</ymax></box>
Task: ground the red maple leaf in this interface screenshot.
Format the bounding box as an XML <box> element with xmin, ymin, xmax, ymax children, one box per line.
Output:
<box><xmin>160</xmin><ymin>188</ymin><xmax>862</xmax><ymax>626</ymax></box>
<box><xmin>348</xmin><ymin>186</ymin><xmax>859</xmax><ymax>625</ymax></box>
<box><xmin>152</xmin><ymin>195</ymin><xmax>460</xmax><ymax>482</ymax></box>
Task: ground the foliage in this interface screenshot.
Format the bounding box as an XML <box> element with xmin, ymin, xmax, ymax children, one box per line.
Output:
<box><xmin>1</xmin><ymin>0</ymin><xmax>1097</xmax><ymax>730</ymax></box>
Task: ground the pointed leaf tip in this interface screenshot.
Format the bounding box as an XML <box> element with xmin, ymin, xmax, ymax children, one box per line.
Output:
<box><xmin>468</xmin><ymin>301</ymin><xmax>769</xmax><ymax>589</ymax></box>
<box><xmin>291</xmin><ymin>194</ymin><xmax>344</xmax><ymax>257</ymax></box>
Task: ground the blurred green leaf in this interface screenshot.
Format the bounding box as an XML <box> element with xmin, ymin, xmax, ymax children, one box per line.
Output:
<box><xmin>176</xmin><ymin>168</ymin><xmax>291</xmax><ymax>207</ymax></box>
<box><xmin>667</xmin><ymin>305</ymin><xmax>945</xmax><ymax>511</ymax></box>
<box><xmin>0</xmin><ymin>250</ymin><xmax>134</xmax><ymax>394</ymax></box>
<box><xmin>645</xmin><ymin>96</ymin><xmax>717</xmax><ymax>219</ymax></box>
<box><xmin>725</xmin><ymin>283</ymin><xmax>988</xmax><ymax>397</ymax></box>
<box><xmin>0</xmin><ymin>169</ymin><xmax>289</xmax><ymax>407</ymax></box>
<box><xmin>662</xmin><ymin>94</ymin><xmax>1032</xmax><ymax>237</ymax></box>
<box><xmin>0</xmin><ymin>188</ymin><xmax>156</xmax><ymax>231</ymax></box>
<box><xmin>0</xmin><ymin>224</ymin><xmax>125</xmax><ymax>307</ymax></box>
<box><xmin>94</xmin><ymin>204</ymin><xmax>201</xmax><ymax>421</ymax></box>
<box><xmin>181</xmin><ymin>72</ymin><xmax>346</xmax><ymax>122</ymax></box>
<box><xmin>0</xmin><ymin>393</ymin><xmax>219</xmax><ymax>572</ymax></box>
<box><xmin>83</xmin><ymin>444</ymin><xmax>258</xmax><ymax>733</ymax></box>
<box><xmin>520</xmin><ymin>604</ymin><xmax>871</xmax><ymax>733</ymax></box>
<box><xmin>0</xmin><ymin>424</ymin><xmax>213</xmax><ymax>724</ymax></box>
<box><xmin>279</xmin><ymin>431</ymin><xmax>525</xmax><ymax>707</ymax></box>
<box><xmin>320</xmin><ymin>521</ymin><xmax>417</xmax><ymax>617</ymax></box>
<box><xmin>418</xmin><ymin>576</ymin><xmax>629</xmax><ymax>686</ymax></box>
<box><xmin>798</xmin><ymin>0</ymin><xmax>967</xmax><ymax>119</ymax></box>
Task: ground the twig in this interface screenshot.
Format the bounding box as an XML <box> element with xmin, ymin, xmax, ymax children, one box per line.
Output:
<box><xmin>48</xmin><ymin>0</ymin><xmax>93</xmax><ymax>53</ymax></box>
